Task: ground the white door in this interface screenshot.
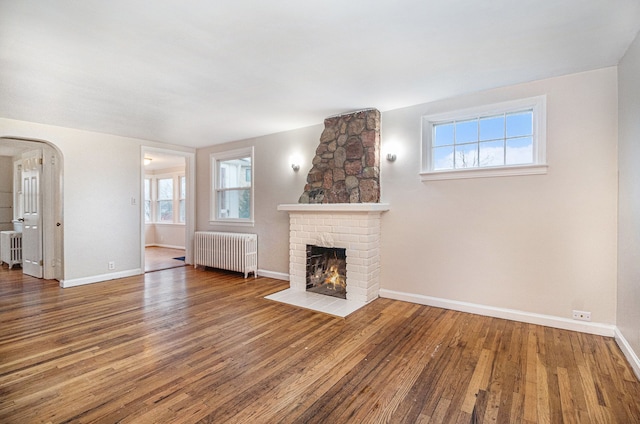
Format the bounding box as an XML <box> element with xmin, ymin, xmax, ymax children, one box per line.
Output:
<box><xmin>22</xmin><ymin>150</ymin><xmax>43</xmax><ymax>278</ymax></box>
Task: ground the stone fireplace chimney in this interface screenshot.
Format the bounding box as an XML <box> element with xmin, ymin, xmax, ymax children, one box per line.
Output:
<box><xmin>299</xmin><ymin>108</ymin><xmax>380</xmax><ymax>204</ymax></box>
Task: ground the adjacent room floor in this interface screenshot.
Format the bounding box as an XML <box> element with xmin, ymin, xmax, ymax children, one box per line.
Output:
<box><xmin>144</xmin><ymin>246</ymin><xmax>186</xmax><ymax>273</ymax></box>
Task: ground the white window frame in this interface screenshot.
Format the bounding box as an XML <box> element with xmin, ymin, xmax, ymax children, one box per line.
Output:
<box><xmin>144</xmin><ymin>177</ymin><xmax>152</xmax><ymax>223</ymax></box>
<box><xmin>156</xmin><ymin>175</ymin><xmax>175</xmax><ymax>223</ymax></box>
<box><xmin>178</xmin><ymin>175</ymin><xmax>186</xmax><ymax>224</ymax></box>
<box><xmin>421</xmin><ymin>96</ymin><xmax>547</xmax><ymax>181</ymax></box>
<box><xmin>210</xmin><ymin>146</ymin><xmax>254</xmax><ymax>226</ymax></box>
<box><xmin>145</xmin><ymin>171</ymin><xmax>185</xmax><ymax>225</ymax></box>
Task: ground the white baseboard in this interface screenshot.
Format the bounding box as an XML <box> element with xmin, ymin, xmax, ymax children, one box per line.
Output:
<box><xmin>60</xmin><ymin>269</ymin><xmax>143</xmax><ymax>288</ymax></box>
<box><xmin>378</xmin><ymin>288</ymin><xmax>615</xmax><ymax>337</ymax></box>
<box><xmin>145</xmin><ymin>243</ymin><xmax>185</xmax><ymax>250</ymax></box>
<box><xmin>615</xmin><ymin>327</ymin><xmax>640</xmax><ymax>381</ymax></box>
<box><xmin>257</xmin><ymin>269</ymin><xmax>289</xmax><ymax>281</ymax></box>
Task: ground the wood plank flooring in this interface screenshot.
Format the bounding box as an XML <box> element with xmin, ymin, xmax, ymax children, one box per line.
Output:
<box><xmin>1</xmin><ymin>266</ymin><xmax>639</xmax><ymax>423</ymax></box>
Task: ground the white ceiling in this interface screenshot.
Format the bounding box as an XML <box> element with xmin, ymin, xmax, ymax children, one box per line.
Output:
<box><xmin>143</xmin><ymin>151</ymin><xmax>185</xmax><ymax>171</ymax></box>
<box><xmin>1</xmin><ymin>0</ymin><xmax>639</xmax><ymax>149</ymax></box>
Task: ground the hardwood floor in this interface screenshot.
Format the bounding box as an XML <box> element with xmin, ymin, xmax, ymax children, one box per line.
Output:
<box><xmin>1</xmin><ymin>266</ymin><xmax>639</xmax><ymax>423</ymax></box>
<box><xmin>145</xmin><ymin>246</ymin><xmax>186</xmax><ymax>272</ymax></box>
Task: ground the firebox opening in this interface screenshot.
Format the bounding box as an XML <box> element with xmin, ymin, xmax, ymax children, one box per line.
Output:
<box><xmin>306</xmin><ymin>245</ymin><xmax>347</xmax><ymax>299</ymax></box>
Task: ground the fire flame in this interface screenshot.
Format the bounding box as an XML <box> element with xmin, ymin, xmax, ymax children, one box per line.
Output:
<box><xmin>324</xmin><ymin>265</ymin><xmax>345</xmax><ymax>290</ymax></box>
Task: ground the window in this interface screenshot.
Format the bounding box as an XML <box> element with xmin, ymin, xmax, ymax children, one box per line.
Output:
<box><xmin>211</xmin><ymin>147</ymin><xmax>254</xmax><ymax>224</ymax></box>
<box><xmin>157</xmin><ymin>177</ymin><xmax>174</xmax><ymax>222</ymax></box>
<box><xmin>421</xmin><ymin>96</ymin><xmax>547</xmax><ymax>180</ymax></box>
<box><xmin>145</xmin><ymin>172</ymin><xmax>185</xmax><ymax>224</ymax></box>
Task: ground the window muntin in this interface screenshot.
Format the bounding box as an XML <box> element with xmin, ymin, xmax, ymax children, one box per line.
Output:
<box><xmin>422</xmin><ymin>96</ymin><xmax>546</xmax><ymax>180</ymax></box>
<box><xmin>211</xmin><ymin>147</ymin><xmax>254</xmax><ymax>224</ymax></box>
<box><xmin>432</xmin><ymin>110</ymin><xmax>533</xmax><ymax>171</ymax></box>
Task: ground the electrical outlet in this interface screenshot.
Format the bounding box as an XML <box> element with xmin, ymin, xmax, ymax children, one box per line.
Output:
<box><xmin>108</xmin><ymin>261</ymin><xmax>115</xmax><ymax>270</ymax></box>
<box><xmin>572</xmin><ymin>310</ymin><xmax>591</xmax><ymax>321</ymax></box>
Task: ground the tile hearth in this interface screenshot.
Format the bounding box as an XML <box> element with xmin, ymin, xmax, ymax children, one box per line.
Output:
<box><xmin>265</xmin><ymin>289</ymin><xmax>365</xmax><ymax>318</ymax></box>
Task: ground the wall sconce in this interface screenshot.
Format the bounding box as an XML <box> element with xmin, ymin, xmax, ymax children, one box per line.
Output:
<box><xmin>290</xmin><ymin>153</ymin><xmax>303</xmax><ymax>172</ymax></box>
<box><xmin>144</xmin><ymin>157</ymin><xmax>152</xmax><ymax>166</ymax></box>
<box><xmin>386</xmin><ymin>153</ymin><xmax>397</xmax><ymax>162</ymax></box>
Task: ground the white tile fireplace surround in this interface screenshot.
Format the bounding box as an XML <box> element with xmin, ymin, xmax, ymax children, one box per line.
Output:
<box><xmin>268</xmin><ymin>203</ymin><xmax>389</xmax><ymax>317</ymax></box>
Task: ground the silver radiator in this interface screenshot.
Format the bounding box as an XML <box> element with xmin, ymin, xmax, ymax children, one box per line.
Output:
<box><xmin>194</xmin><ymin>231</ymin><xmax>257</xmax><ymax>278</ymax></box>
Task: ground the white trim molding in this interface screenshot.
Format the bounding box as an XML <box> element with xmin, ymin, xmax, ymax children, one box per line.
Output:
<box><xmin>278</xmin><ymin>203</ymin><xmax>390</xmax><ymax>212</ymax></box>
<box><xmin>379</xmin><ymin>288</ymin><xmax>615</xmax><ymax>337</ymax></box>
<box><xmin>257</xmin><ymin>269</ymin><xmax>289</xmax><ymax>281</ymax></box>
<box><xmin>420</xmin><ymin>164</ymin><xmax>548</xmax><ymax>181</ymax></box>
<box><xmin>614</xmin><ymin>327</ymin><xmax>640</xmax><ymax>381</ymax></box>
<box><xmin>145</xmin><ymin>243</ymin><xmax>185</xmax><ymax>250</ymax></box>
<box><xmin>60</xmin><ymin>268</ymin><xmax>142</xmax><ymax>288</ymax></box>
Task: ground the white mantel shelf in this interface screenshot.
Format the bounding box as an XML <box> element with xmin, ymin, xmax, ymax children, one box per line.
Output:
<box><xmin>277</xmin><ymin>203</ymin><xmax>390</xmax><ymax>212</ymax></box>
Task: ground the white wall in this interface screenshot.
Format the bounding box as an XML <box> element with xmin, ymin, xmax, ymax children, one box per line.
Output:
<box><xmin>617</xmin><ymin>31</ymin><xmax>640</xmax><ymax>376</ymax></box>
<box><xmin>196</xmin><ymin>124</ymin><xmax>322</xmax><ymax>277</ymax></box>
<box><xmin>0</xmin><ymin>117</ymin><xmax>194</xmax><ymax>285</ymax></box>
<box><xmin>145</xmin><ymin>224</ymin><xmax>156</xmax><ymax>245</ymax></box>
<box><xmin>0</xmin><ymin>156</ymin><xmax>13</xmax><ymax>231</ymax></box>
<box><xmin>381</xmin><ymin>67</ymin><xmax>618</xmax><ymax>325</ymax></box>
<box><xmin>145</xmin><ymin>224</ymin><xmax>185</xmax><ymax>249</ymax></box>
<box><xmin>196</xmin><ymin>67</ymin><xmax>619</xmax><ymax>329</ymax></box>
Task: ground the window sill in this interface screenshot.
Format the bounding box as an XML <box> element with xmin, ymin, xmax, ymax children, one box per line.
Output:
<box><xmin>209</xmin><ymin>220</ymin><xmax>255</xmax><ymax>228</ymax></box>
<box><xmin>420</xmin><ymin>164</ymin><xmax>548</xmax><ymax>181</ymax></box>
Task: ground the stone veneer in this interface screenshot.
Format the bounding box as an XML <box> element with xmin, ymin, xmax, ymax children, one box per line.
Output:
<box><xmin>299</xmin><ymin>108</ymin><xmax>381</xmax><ymax>204</ymax></box>
<box><xmin>278</xmin><ymin>204</ymin><xmax>389</xmax><ymax>304</ymax></box>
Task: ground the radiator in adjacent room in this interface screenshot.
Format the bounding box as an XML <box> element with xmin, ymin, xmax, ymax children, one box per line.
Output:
<box><xmin>194</xmin><ymin>231</ymin><xmax>257</xmax><ymax>278</ymax></box>
<box><xmin>0</xmin><ymin>231</ymin><xmax>22</xmax><ymax>269</ymax></box>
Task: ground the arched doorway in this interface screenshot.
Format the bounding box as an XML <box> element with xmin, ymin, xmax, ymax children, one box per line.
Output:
<box><xmin>0</xmin><ymin>137</ymin><xmax>63</xmax><ymax>281</ymax></box>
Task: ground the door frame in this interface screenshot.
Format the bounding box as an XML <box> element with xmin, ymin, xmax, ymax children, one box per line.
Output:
<box><xmin>140</xmin><ymin>146</ymin><xmax>195</xmax><ymax>272</ymax></box>
<box><xmin>1</xmin><ymin>137</ymin><xmax>64</xmax><ymax>281</ymax></box>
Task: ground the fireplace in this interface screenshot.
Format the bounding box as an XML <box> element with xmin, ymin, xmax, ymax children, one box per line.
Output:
<box><xmin>276</xmin><ymin>203</ymin><xmax>389</xmax><ymax>308</ymax></box>
<box><xmin>269</xmin><ymin>109</ymin><xmax>389</xmax><ymax>316</ymax></box>
<box><xmin>306</xmin><ymin>245</ymin><xmax>347</xmax><ymax>299</ymax></box>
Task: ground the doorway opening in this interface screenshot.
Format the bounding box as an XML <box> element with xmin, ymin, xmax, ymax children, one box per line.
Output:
<box><xmin>141</xmin><ymin>148</ymin><xmax>194</xmax><ymax>273</ymax></box>
<box><xmin>0</xmin><ymin>137</ymin><xmax>63</xmax><ymax>281</ymax></box>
